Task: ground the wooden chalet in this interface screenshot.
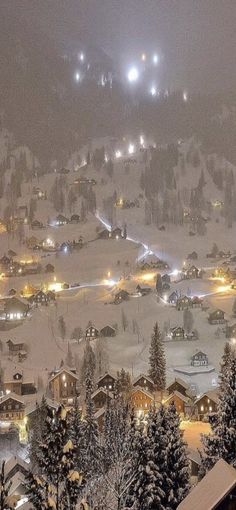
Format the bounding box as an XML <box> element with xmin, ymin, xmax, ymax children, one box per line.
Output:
<box><xmin>7</xmin><ymin>340</ymin><xmax>26</xmax><ymax>354</ymax></box>
<box><xmin>170</xmin><ymin>326</ymin><xmax>185</xmax><ymax>340</ymax></box>
<box><xmin>129</xmin><ymin>386</ymin><xmax>154</xmax><ymax>416</ymax></box>
<box><xmin>136</xmin><ymin>285</ymin><xmax>152</xmax><ymax>296</ymax></box>
<box><xmin>191</xmin><ymin>296</ymin><xmax>203</xmax><ymax>308</ymax></box>
<box><xmin>191</xmin><ymin>351</ymin><xmax>208</xmax><ymax>367</ymax></box>
<box><xmin>164</xmin><ymin>391</ymin><xmax>192</xmax><ymax>416</ymax></box>
<box><xmin>1</xmin><ymin>297</ymin><xmax>29</xmax><ymax>321</ymax></box>
<box><xmin>70</xmin><ymin>214</ymin><xmax>80</xmax><ymax>223</ymax></box>
<box><xmin>0</xmin><ymin>393</ymin><xmax>25</xmax><ymax>422</ymax></box>
<box><xmin>100</xmin><ymin>325</ymin><xmax>116</xmax><ymax>337</ymax></box>
<box><xmin>28</xmin><ymin>290</ymin><xmax>49</xmax><ymax>306</ymax></box>
<box><xmin>3</xmin><ymin>370</ymin><xmax>36</xmax><ymax>396</ymax></box>
<box><xmin>31</xmin><ymin>219</ymin><xmax>43</xmax><ymax>229</ymax></box>
<box><xmin>176</xmin><ymin>296</ymin><xmax>192</xmax><ymax>311</ymax></box>
<box><xmin>98</xmin><ymin>229</ymin><xmax>111</xmax><ymax>240</ymax></box>
<box><xmin>91</xmin><ymin>388</ymin><xmax>113</xmax><ymax>410</ymax></box>
<box><xmin>194</xmin><ymin>390</ymin><xmax>219</xmax><ymax>421</ymax></box>
<box><xmin>168</xmin><ymin>291</ymin><xmax>179</xmax><ymax>305</ymax></box>
<box><xmin>184</xmin><ymin>265</ymin><xmax>200</xmax><ymax>279</ymax></box>
<box><xmin>97</xmin><ymin>373</ymin><xmax>117</xmax><ymax>392</ymax></box>
<box><xmin>85</xmin><ymin>325</ymin><xmax>99</xmax><ymax>340</ymax></box>
<box><xmin>55</xmin><ymin>214</ymin><xmax>69</xmax><ymax>226</ymax></box>
<box><xmin>133</xmin><ymin>374</ymin><xmax>155</xmax><ymax>393</ymax></box>
<box><xmin>177</xmin><ymin>459</ymin><xmax>236</xmax><ymax>510</ymax></box>
<box><xmin>48</xmin><ymin>367</ymin><xmax>79</xmax><ymax>405</ymax></box>
<box><xmin>167</xmin><ymin>378</ymin><xmax>190</xmax><ymax>397</ymax></box>
<box><xmin>114</xmin><ymin>289</ymin><xmax>129</xmax><ymax>304</ymax></box>
<box><xmin>208</xmin><ymin>309</ymin><xmax>226</xmax><ymax>325</ymax></box>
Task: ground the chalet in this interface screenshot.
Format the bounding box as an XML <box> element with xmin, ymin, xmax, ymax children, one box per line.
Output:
<box><xmin>136</xmin><ymin>285</ymin><xmax>152</xmax><ymax>296</ymax></box>
<box><xmin>0</xmin><ymin>254</ymin><xmax>11</xmax><ymax>269</ymax></box>
<box><xmin>26</xmin><ymin>236</ymin><xmax>41</xmax><ymax>250</ymax></box>
<box><xmin>114</xmin><ymin>289</ymin><xmax>129</xmax><ymax>304</ymax></box>
<box><xmin>191</xmin><ymin>296</ymin><xmax>203</xmax><ymax>308</ymax></box>
<box><xmin>55</xmin><ymin>214</ymin><xmax>69</xmax><ymax>226</ymax></box>
<box><xmin>45</xmin><ymin>263</ymin><xmax>55</xmax><ymax>273</ymax></box>
<box><xmin>170</xmin><ymin>326</ymin><xmax>185</xmax><ymax>340</ymax></box>
<box><xmin>133</xmin><ymin>374</ymin><xmax>155</xmax><ymax>393</ymax></box>
<box><xmin>184</xmin><ymin>265</ymin><xmax>200</xmax><ymax>279</ymax></box>
<box><xmin>167</xmin><ymin>378</ymin><xmax>190</xmax><ymax>397</ymax></box>
<box><xmin>25</xmin><ymin>397</ymin><xmax>58</xmax><ymax>430</ymax></box>
<box><xmin>97</xmin><ymin>373</ymin><xmax>117</xmax><ymax>392</ymax></box>
<box><xmin>28</xmin><ymin>290</ymin><xmax>49</xmax><ymax>306</ymax></box>
<box><xmin>176</xmin><ymin>296</ymin><xmax>192</xmax><ymax>311</ymax></box>
<box><xmin>1</xmin><ymin>297</ymin><xmax>29</xmax><ymax>321</ymax></box>
<box><xmin>91</xmin><ymin>388</ymin><xmax>113</xmax><ymax>410</ymax></box>
<box><xmin>49</xmin><ymin>367</ymin><xmax>79</xmax><ymax>405</ymax></box>
<box><xmin>168</xmin><ymin>291</ymin><xmax>178</xmax><ymax>305</ymax></box>
<box><xmin>162</xmin><ymin>274</ymin><xmax>171</xmax><ymax>284</ymax></box>
<box><xmin>98</xmin><ymin>229</ymin><xmax>111</xmax><ymax>240</ymax></box>
<box><xmin>194</xmin><ymin>390</ymin><xmax>219</xmax><ymax>421</ymax></box>
<box><xmin>177</xmin><ymin>459</ymin><xmax>236</xmax><ymax>510</ymax></box>
<box><xmin>191</xmin><ymin>351</ymin><xmax>208</xmax><ymax>367</ymax></box>
<box><xmin>187</xmin><ymin>251</ymin><xmax>198</xmax><ymax>260</ymax></box>
<box><xmin>0</xmin><ymin>393</ymin><xmax>25</xmax><ymax>422</ymax></box>
<box><xmin>85</xmin><ymin>325</ymin><xmax>99</xmax><ymax>340</ymax></box>
<box><xmin>31</xmin><ymin>219</ymin><xmax>43</xmax><ymax>229</ymax></box>
<box><xmin>46</xmin><ymin>290</ymin><xmax>56</xmax><ymax>302</ymax></box>
<box><xmin>111</xmin><ymin>227</ymin><xmax>123</xmax><ymax>239</ymax></box>
<box><xmin>8</xmin><ymin>288</ymin><xmax>17</xmax><ymax>296</ymax></box>
<box><xmin>100</xmin><ymin>325</ymin><xmax>116</xmax><ymax>337</ymax></box>
<box><xmin>32</xmin><ymin>187</ymin><xmax>46</xmax><ymax>200</ymax></box>
<box><xmin>70</xmin><ymin>214</ymin><xmax>80</xmax><ymax>223</ymax></box>
<box><xmin>164</xmin><ymin>391</ymin><xmax>191</xmax><ymax>416</ymax></box>
<box><xmin>4</xmin><ymin>371</ymin><xmax>36</xmax><ymax>396</ymax></box>
<box><xmin>208</xmin><ymin>309</ymin><xmax>226</xmax><ymax>325</ymax></box>
<box><xmin>226</xmin><ymin>323</ymin><xmax>236</xmax><ymax>339</ymax></box>
<box><xmin>7</xmin><ymin>340</ymin><xmax>26</xmax><ymax>354</ymax></box>
<box><xmin>129</xmin><ymin>386</ymin><xmax>154</xmax><ymax>416</ymax></box>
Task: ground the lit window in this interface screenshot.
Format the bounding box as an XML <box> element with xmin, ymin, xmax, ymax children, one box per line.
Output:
<box><xmin>207</xmin><ymin>398</ymin><xmax>210</xmax><ymax>403</ymax></box>
<box><xmin>109</xmin><ymin>385</ymin><xmax>112</xmax><ymax>389</ymax></box>
<box><xmin>200</xmin><ymin>405</ymin><xmax>204</xmax><ymax>412</ymax></box>
<box><xmin>62</xmin><ymin>374</ymin><xmax>66</xmax><ymax>381</ymax></box>
<box><xmin>144</xmin><ymin>379</ymin><xmax>146</xmax><ymax>384</ymax></box>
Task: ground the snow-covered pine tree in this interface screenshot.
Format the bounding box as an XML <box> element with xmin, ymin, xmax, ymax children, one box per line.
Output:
<box><xmin>164</xmin><ymin>402</ymin><xmax>190</xmax><ymax>509</ymax></box>
<box><xmin>82</xmin><ymin>373</ymin><xmax>100</xmax><ymax>478</ymax></box>
<box><xmin>29</xmin><ymin>395</ymin><xmax>49</xmax><ymax>468</ymax></box>
<box><xmin>149</xmin><ymin>322</ymin><xmax>166</xmax><ymax>390</ymax></box>
<box><xmin>27</xmin><ymin>405</ymin><xmax>83</xmax><ymax>510</ymax></box>
<box><xmin>69</xmin><ymin>395</ymin><xmax>85</xmax><ymax>473</ymax></box>
<box><xmin>0</xmin><ymin>461</ymin><xmax>12</xmax><ymax>510</ymax></box>
<box><xmin>201</xmin><ymin>353</ymin><xmax>236</xmax><ymax>474</ymax></box>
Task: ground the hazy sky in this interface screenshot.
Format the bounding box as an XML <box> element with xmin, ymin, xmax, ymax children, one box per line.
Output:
<box><xmin>4</xmin><ymin>0</ymin><xmax>236</xmax><ymax>92</ymax></box>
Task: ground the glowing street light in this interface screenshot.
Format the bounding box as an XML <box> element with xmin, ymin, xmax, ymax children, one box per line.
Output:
<box><xmin>128</xmin><ymin>143</ymin><xmax>135</xmax><ymax>155</ymax></box>
<box><xmin>140</xmin><ymin>135</ymin><xmax>144</xmax><ymax>146</ymax></box>
<box><xmin>153</xmin><ymin>54</ymin><xmax>159</xmax><ymax>65</ymax></box>
<box><xmin>75</xmin><ymin>72</ymin><xmax>80</xmax><ymax>82</ymax></box>
<box><xmin>141</xmin><ymin>53</ymin><xmax>146</xmax><ymax>62</ymax></box>
<box><xmin>115</xmin><ymin>150</ymin><xmax>122</xmax><ymax>159</ymax></box>
<box><xmin>183</xmin><ymin>91</ymin><xmax>188</xmax><ymax>102</ymax></box>
<box><xmin>127</xmin><ymin>66</ymin><xmax>139</xmax><ymax>83</ymax></box>
<box><xmin>150</xmin><ymin>86</ymin><xmax>157</xmax><ymax>97</ymax></box>
<box><xmin>79</xmin><ymin>52</ymin><xmax>85</xmax><ymax>62</ymax></box>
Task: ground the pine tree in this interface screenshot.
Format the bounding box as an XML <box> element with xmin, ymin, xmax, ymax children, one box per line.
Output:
<box><xmin>149</xmin><ymin>323</ymin><xmax>166</xmax><ymax>390</ymax></box>
<box><xmin>201</xmin><ymin>352</ymin><xmax>236</xmax><ymax>473</ymax></box>
<box><xmin>30</xmin><ymin>396</ymin><xmax>48</xmax><ymax>468</ymax></box>
<box><xmin>0</xmin><ymin>461</ymin><xmax>12</xmax><ymax>510</ymax></box>
<box><xmin>82</xmin><ymin>373</ymin><xmax>100</xmax><ymax>478</ymax></box>
<box><xmin>58</xmin><ymin>315</ymin><xmax>66</xmax><ymax>340</ymax></box>
<box><xmin>27</xmin><ymin>405</ymin><xmax>83</xmax><ymax>510</ymax></box>
<box><xmin>155</xmin><ymin>273</ymin><xmax>163</xmax><ymax>295</ymax></box>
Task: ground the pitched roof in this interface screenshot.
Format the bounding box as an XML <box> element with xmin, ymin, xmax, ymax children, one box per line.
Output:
<box><xmin>195</xmin><ymin>389</ymin><xmax>219</xmax><ymax>405</ymax></box>
<box><xmin>132</xmin><ymin>374</ymin><xmax>154</xmax><ymax>386</ymax></box>
<box><xmin>164</xmin><ymin>390</ymin><xmax>191</xmax><ymax>405</ymax></box>
<box><xmin>5</xmin><ymin>455</ymin><xmax>29</xmax><ymax>479</ymax></box>
<box><xmin>167</xmin><ymin>378</ymin><xmax>189</xmax><ymax>391</ymax></box>
<box><xmin>177</xmin><ymin>459</ymin><xmax>236</xmax><ymax>510</ymax></box>
<box><xmin>130</xmin><ymin>386</ymin><xmax>154</xmax><ymax>400</ymax></box>
<box><xmin>96</xmin><ymin>372</ymin><xmax>117</xmax><ymax>384</ymax></box>
<box><xmin>49</xmin><ymin>367</ymin><xmax>79</xmax><ymax>383</ymax></box>
<box><xmin>0</xmin><ymin>393</ymin><xmax>25</xmax><ymax>405</ymax></box>
<box><xmin>91</xmin><ymin>388</ymin><xmax>113</xmax><ymax>399</ymax></box>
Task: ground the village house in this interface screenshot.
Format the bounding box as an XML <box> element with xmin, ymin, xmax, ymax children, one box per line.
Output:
<box><xmin>191</xmin><ymin>296</ymin><xmax>203</xmax><ymax>308</ymax></box>
<box><xmin>176</xmin><ymin>296</ymin><xmax>192</xmax><ymax>311</ymax></box>
<box><xmin>28</xmin><ymin>290</ymin><xmax>49</xmax><ymax>306</ymax></box>
<box><xmin>45</xmin><ymin>263</ymin><xmax>55</xmax><ymax>273</ymax></box>
<box><xmin>70</xmin><ymin>214</ymin><xmax>80</xmax><ymax>223</ymax></box>
<box><xmin>25</xmin><ymin>398</ymin><xmax>58</xmax><ymax>430</ymax></box>
<box><xmin>85</xmin><ymin>325</ymin><xmax>99</xmax><ymax>340</ymax></box>
<box><xmin>208</xmin><ymin>309</ymin><xmax>226</xmax><ymax>325</ymax></box>
<box><xmin>48</xmin><ymin>367</ymin><xmax>79</xmax><ymax>405</ymax></box>
<box><xmin>170</xmin><ymin>326</ymin><xmax>185</xmax><ymax>340</ymax></box>
<box><xmin>97</xmin><ymin>373</ymin><xmax>117</xmax><ymax>392</ymax></box>
<box><xmin>167</xmin><ymin>378</ymin><xmax>191</xmax><ymax>397</ymax></box>
<box><xmin>129</xmin><ymin>386</ymin><xmax>154</xmax><ymax>416</ymax></box>
<box><xmin>98</xmin><ymin>229</ymin><xmax>111</xmax><ymax>240</ymax></box>
<box><xmin>32</xmin><ymin>187</ymin><xmax>46</xmax><ymax>199</ymax></box>
<box><xmin>187</xmin><ymin>251</ymin><xmax>198</xmax><ymax>260</ymax></box>
<box><xmin>177</xmin><ymin>459</ymin><xmax>236</xmax><ymax>510</ymax></box>
<box><xmin>133</xmin><ymin>374</ymin><xmax>155</xmax><ymax>393</ymax></box>
<box><xmin>8</xmin><ymin>288</ymin><xmax>17</xmax><ymax>296</ymax></box>
<box><xmin>136</xmin><ymin>284</ymin><xmax>152</xmax><ymax>296</ymax></box>
<box><xmin>191</xmin><ymin>351</ymin><xmax>208</xmax><ymax>367</ymax></box>
<box><xmin>0</xmin><ymin>393</ymin><xmax>25</xmax><ymax>422</ymax></box>
<box><xmin>194</xmin><ymin>390</ymin><xmax>219</xmax><ymax>421</ymax></box>
<box><xmin>26</xmin><ymin>236</ymin><xmax>41</xmax><ymax>250</ymax></box>
<box><xmin>114</xmin><ymin>289</ymin><xmax>129</xmax><ymax>304</ymax></box>
<box><xmin>55</xmin><ymin>214</ymin><xmax>69</xmax><ymax>226</ymax></box>
<box><xmin>100</xmin><ymin>325</ymin><xmax>116</xmax><ymax>337</ymax></box>
<box><xmin>184</xmin><ymin>265</ymin><xmax>200</xmax><ymax>279</ymax></box>
<box><xmin>7</xmin><ymin>340</ymin><xmax>26</xmax><ymax>355</ymax></box>
<box><xmin>91</xmin><ymin>388</ymin><xmax>113</xmax><ymax>410</ymax></box>
<box><xmin>46</xmin><ymin>290</ymin><xmax>56</xmax><ymax>303</ymax></box>
<box><xmin>111</xmin><ymin>227</ymin><xmax>123</xmax><ymax>239</ymax></box>
<box><xmin>3</xmin><ymin>370</ymin><xmax>36</xmax><ymax>396</ymax></box>
<box><xmin>168</xmin><ymin>291</ymin><xmax>179</xmax><ymax>305</ymax></box>
<box><xmin>0</xmin><ymin>254</ymin><xmax>12</xmax><ymax>270</ymax></box>
<box><xmin>31</xmin><ymin>219</ymin><xmax>44</xmax><ymax>229</ymax></box>
<box><xmin>164</xmin><ymin>391</ymin><xmax>192</xmax><ymax>416</ymax></box>
<box><xmin>0</xmin><ymin>297</ymin><xmax>30</xmax><ymax>321</ymax></box>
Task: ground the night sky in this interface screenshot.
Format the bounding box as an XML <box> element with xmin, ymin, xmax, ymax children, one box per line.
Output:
<box><xmin>2</xmin><ymin>0</ymin><xmax>236</xmax><ymax>92</ymax></box>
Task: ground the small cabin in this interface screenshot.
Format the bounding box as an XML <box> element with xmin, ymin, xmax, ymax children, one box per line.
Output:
<box><xmin>85</xmin><ymin>326</ymin><xmax>99</xmax><ymax>340</ymax></box>
<box><xmin>184</xmin><ymin>265</ymin><xmax>200</xmax><ymax>279</ymax></box>
<box><xmin>129</xmin><ymin>386</ymin><xmax>154</xmax><ymax>416</ymax></box>
<box><xmin>55</xmin><ymin>214</ymin><xmax>69</xmax><ymax>226</ymax></box>
<box><xmin>208</xmin><ymin>309</ymin><xmax>226</xmax><ymax>325</ymax></box>
<box><xmin>191</xmin><ymin>296</ymin><xmax>203</xmax><ymax>308</ymax></box>
<box><xmin>164</xmin><ymin>391</ymin><xmax>191</xmax><ymax>416</ymax></box>
<box><xmin>176</xmin><ymin>296</ymin><xmax>192</xmax><ymax>311</ymax></box>
<box><xmin>114</xmin><ymin>289</ymin><xmax>129</xmax><ymax>304</ymax></box>
<box><xmin>136</xmin><ymin>285</ymin><xmax>151</xmax><ymax>296</ymax></box>
<box><xmin>100</xmin><ymin>325</ymin><xmax>116</xmax><ymax>337</ymax></box>
<box><xmin>133</xmin><ymin>374</ymin><xmax>155</xmax><ymax>393</ymax></box>
<box><xmin>70</xmin><ymin>214</ymin><xmax>80</xmax><ymax>223</ymax></box>
<box><xmin>167</xmin><ymin>378</ymin><xmax>190</xmax><ymax>397</ymax></box>
<box><xmin>29</xmin><ymin>290</ymin><xmax>49</xmax><ymax>306</ymax></box>
<box><xmin>7</xmin><ymin>340</ymin><xmax>25</xmax><ymax>354</ymax></box>
<box><xmin>168</xmin><ymin>291</ymin><xmax>179</xmax><ymax>305</ymax></box>
<box><xmin>97</xmin><ymin>373</ymin><xmax>117</xmax><ymax>392</ymax></box>
<box><xmin>170</xmin><ymin>326</ymin><xmax>185</xmax><ymax>340</ymax></box>
<box><xmin>31</xmin><ymin>219</ymin><xmax>43</xmax><ymax>229</ymax></box>
<box><xmin>91</xmin><ymin>388</ymin><xmax>113</xmax><ymax>410</ymax></box>
<box><xmin>0</xmin><ymin>394</ymin><xmax>25</xmax><ymax>422</ymax></box>
<box><xmin>194</xmin><ymin>390</ymin><xmax>219</xmax><ymax>420</ymax></box>
<box><xmin>191</xmin><ymin>351</ymin><xmax>208</xmax><ymax>367</ymax></box>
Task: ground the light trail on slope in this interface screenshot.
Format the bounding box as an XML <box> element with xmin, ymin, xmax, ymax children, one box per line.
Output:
<box><xmin>95</xmin><ymin>210</ymin><xmax>112</xmax><ymax>231</ymax></box>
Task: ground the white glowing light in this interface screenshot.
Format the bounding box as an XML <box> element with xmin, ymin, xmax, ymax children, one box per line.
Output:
<box><xmin>150</xmin><ymin>86</ymin><xmax>157</xmax><ymax>97</ymax></box>
<box><xmin>140</xmin><ymin>135</ymin><xmax>144</xmax><ymax>146</ymax></box>
<box><xmin>79</xmin><ymin>52</ymin><xmax>84</xmax><ymax>62</ymax></box>
<box><xmin>115</xmin><ymin>150</ymin><xmax>122</xmax><ymax>159</ymax></box>
<box><xmin>105</xmin><ymin>154</ymin><xmax>108</xmax><ymax>163</ymax></box>
<box><xmin>128</xmin><ymin>143</ymin><xmax>135</xmax><ymax>155</ymax></box>
<box><xmin>163</xmin><ymin>294</ymin><xmax>168</xmax><ymax>302</ymax></box>
<box><xmin>153</xmin><ymin>54</ymin><xmax>159</xmax><ymax>65</ymax></box>
<box><xmin>75</xmin><ymin>72</ymin><xmax>80</xmax><ymax>82</ymax></box>
<box><xmin>183</xmin><ymin>91</ymin><xmax>188</xmax><ymax>102</ymax></box>
<box><xmin>141</xmin><ymin>53</ymin><xmax>146</xmax><ymax>62</ymax></box>
<box><xmin>128</xmin><ymin>67</ymin><xmax>139</xmax><ymax>83</ymax></box>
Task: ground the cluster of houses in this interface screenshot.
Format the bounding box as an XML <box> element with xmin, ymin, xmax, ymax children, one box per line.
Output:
<box><xmin>98</xmin><ymin>226</ymin><xmax>124</xmax><ymax>240</ymax></box>
<box><xmin>26</xmin><ymin>235</ymin><xmax>83</xmax><ymax>253</ymax></box>
<box><xmin>0</xmin><ymin>254</ymin><xmax>42</xmax><ymax>278</ymax></box>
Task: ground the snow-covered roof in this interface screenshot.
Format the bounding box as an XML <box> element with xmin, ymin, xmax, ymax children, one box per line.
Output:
<box><xmin>165</xmin><ymin>391</ymin><xmax>190</xmax><ymax>405</ymax></box>
<box><xmin>96</xmin><ymin>372</ymin><xmax>117</xmax><ymax>384</ymax></box>
<box><xmin>131</xmin><ymin>386</ymin><xmax>154</xmax><ymax>400</ymax></box>
<box><xmin>91</xmin><ymin>388</ymin><xmax>113</xmax><ymax>399</ymax></box>
<box><xmin>25</xmin><ymin>397</ymin><xmax>59</xmax><ymax>416</ymax></box>
<box><xmin>5</xmin><ymin>455</ymin><xmax>29</xmax><ymax>479</ymax></box>
<box><xmin>49</xmin><ymin>367</ymin><xmax>79</xmax><ymax>383</ymax></box>
<box><xmin>195</xmin><ymin>389</ymin><xmax>219</xmax><ymax>405</ymax></box>
<box><xmin>0</xmin><ymin>393</ymin><xmax>25</xmax><ymax>405</ymax></box>
<box><xmin>177</xmin><ymin>459</ymin><xmax>236</xmax><ymax>510</ymax></box>
<box><xmin>167</xmin><ymin>378</ymin><xmax>189</xmax><ymax>391</ymax></box>
<box><xmin>132</xmin><ymin>374</ymin><xmax>154</xmax><ymax>386</ymax></box>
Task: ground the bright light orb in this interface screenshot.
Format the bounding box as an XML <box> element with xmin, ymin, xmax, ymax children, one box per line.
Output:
<box><xmin>140</xmin><ymin>135</ymin><xmax>144</xmax><ymax>146</ymax></box>
<box><xmin>115</xmin><ymin>150</ymin><xmax>122</xmax><ymax>159</ymax></box>
<box><xmin>153</xmin><ymin>54</ymin><xmax>159</xmax><ymax>65</ymax></box>
<box><xmin>150</xmin><ymin>86</ymin><xmax>157</xmax><ymax>97</ymax></box>
<box><xmin>75</xmin><ymin>72</ymin><xmax>80</xmax><ymax>82</ymax></box>
<box><xmin>183</xmin><ymin>91</ymin><xmax>188</xmax><ymax>102</ymax></box>
<box><xmin>128</xmin><ymin>143</ymin><xmax>135</xmax><ymax>155</ymax></box>
<box><xmin>127</xmin><ymin>67</ymin><xmax>139</xmax><ymax>83</ymax></box>
<box><xmin>79</xmin><ymin>52</ymin><xmax>84</xmax><ymax>62</ymax></box>
<box><xmin>141</xmin><ymin>53</ymin><xmax>146</xmax><ymax>62</ymax></box>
